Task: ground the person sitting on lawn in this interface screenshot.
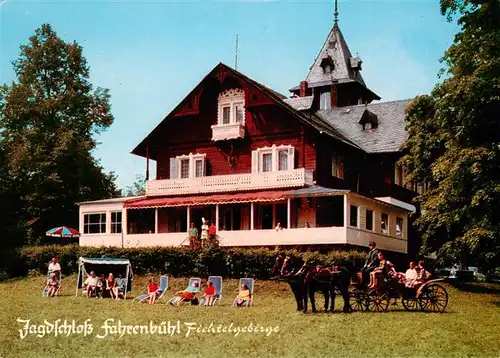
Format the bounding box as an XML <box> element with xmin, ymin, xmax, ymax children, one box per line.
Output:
<box><xmin>201</xmin><ymin>281</ymin><xmax>217</xmax><ymax>306</ymax></box>
<box><xmin>96</xmin><ymin>274</ymin><xmax>105</xmax><ymax>298</ymax></box>
<box><xmin>106</xmin><ymin>273</ymin><xmax>120</xmax><ymax>300</ymax></box>
<box><xmin>405</xmin><ymin>262</ymin><xmax>419</xmax><ymax>288</ymax></box>
<box><xmin>48</xmin><ymin>257</ymin><xmax>61</xmax><ymax>276</ymax></box>
<box><xmin>170</xmin><ymin>281</ymin><xmax>200</xmax><ymax>306</ymax></box>
<box><xmin>147</xmin><ymin>277</ymin><xmax>161</xmax><ymax>304</ymax></box>
<box><xmin>83</xmin><ymin>271</ymin><xmax>99</xmax><ymax>298</ymax></box>
<box><xmin>235</xmin><ymin>283</ymin><xmax>251</xmax><ymax>307</ymax></box>
<box><xmin>368</xmin><ymin>252</ymin><xmax>391</xmax><ymax>289</ymax></box>
<box><xmin>116</xmin><ymin>274</ymin><xmax>126</xmax><ymax>297</ymax></box>
<box><xmin>44</xmin><ymin>272</ymin><xmax>60</xmax><ymax>297</ymax></box>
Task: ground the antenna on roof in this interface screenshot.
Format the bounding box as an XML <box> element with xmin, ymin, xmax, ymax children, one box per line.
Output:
<box><xmin>334</xmin><ymin>0</ymin><xmax>339</xmax><ymax>24</ymax></box>
<box><xmin>235</xmin><ymin>34</ymin><xmax>239</xmax><ymax>70</ymax></box>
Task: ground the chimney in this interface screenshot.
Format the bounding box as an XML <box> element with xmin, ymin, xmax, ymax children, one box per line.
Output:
<box><xmin>299</xmin><ymin>81</ymin><xmax>308</xmax><ymax>97</ymax></box>
<box><xmin>330</xmin><ymin>84</ymin><xmax>338</xmax><ymax>108</ymax></box>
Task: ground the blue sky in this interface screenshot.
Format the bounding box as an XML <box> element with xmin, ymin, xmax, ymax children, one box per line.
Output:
<box><xmin>0</xmin><ymin>0</ymin><xmax>459</xmax><ymax>189</ymax></box>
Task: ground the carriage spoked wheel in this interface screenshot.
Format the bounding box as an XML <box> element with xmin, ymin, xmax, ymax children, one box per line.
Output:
<box><xmin>366</xmin><ymin>289</ymin><xmax>390</xmax><ymax>312</ymax></box>
<box><xmin>401</xmin><ymin>296</ymin><xmax>421</xmax><ymax>311</ymax></box>
<box><xmin>349</xmin><ymin>288</ymin><xmax>366</xmax><ymax>312</ymax></box>
<box><xmin>419</xmin><ymin>283</ymin><xmax>449</xmax><ymax>313</ymax></box>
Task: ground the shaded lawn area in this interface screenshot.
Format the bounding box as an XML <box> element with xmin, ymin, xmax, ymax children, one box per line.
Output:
<box><xmin>1</xmin><ymin>275</ymin><xmax>499</xmax><ymax>358</ymax></box>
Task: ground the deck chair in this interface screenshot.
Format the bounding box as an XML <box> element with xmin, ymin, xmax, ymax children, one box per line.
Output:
<box><xmin>167</xmin><ymin>277</ymin><xmax>201</xmax><ymax>306</ymax></box>
<box><xmin>133</xmin><ymin>276</ymin><xmax>168</xmax><ymax>303</ymax></box>
<box><xmin>233</xmin><ymin>278</ymin><xmax>254</xmax><ymax>307</ymax></box>
<box><xmin>43</xmin><ymin>271</ymin><xmax>61</xmax><ymax>297</ymax></box>
<box><xmin>200</xmin><ymin>276</ymin><xmax>222</xmax><ymax>306</ymax></box>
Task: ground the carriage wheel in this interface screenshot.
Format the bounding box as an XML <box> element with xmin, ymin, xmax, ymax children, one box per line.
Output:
<box><xmin>349</xmin><ymin>288</ymin><xmax>366</xmax><ymax>312</ymax></box>
<box><xmin>401</xmin><ymin>296</ymin><xmax>421</xmax><ymax>311</ymax></box>
<box><xmin>419</xmin><ymin>283</ymin><xmax>448</xmax><ymax>313</ymax></box>
<box><xmin>367</xmin><ymin>289</ymin><xmax>390</xmax><ymax>312</ymax></box>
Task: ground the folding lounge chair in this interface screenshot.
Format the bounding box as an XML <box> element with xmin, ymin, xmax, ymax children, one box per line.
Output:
<box><xmin>133</xmin><ymin>276</ymin><xmax>168</xmax><ymax>303</ymax></box>
<box><xmin>200</xmin><ymin>276</ymin><xmax>222</xmax><ymax>306</ymax></box>
<box><xmin>167</xmin><ymin>277</ymin><xmax>201</xmax><ymax>306</ymax></box>
<box><xmin>43</xmin><ymin>271</ymin><xmax>61</xmax><ymax>297</ymax></box>
<box><xmin>233</xmin><ymin>278</ymin><xmax>254</xmax><ymax>307</ymax></box>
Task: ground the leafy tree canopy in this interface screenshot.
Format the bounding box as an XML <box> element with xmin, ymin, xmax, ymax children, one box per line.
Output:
<box><xmin>122</xmin><ymin>174</ymin><xmax>146</xmax><ymax>197</ymax></box>
<box><xmin>0</xmin><ymin>24</ymin><xmax>119</xmax><ymax>241</ymax></box>
<box><xmin>402</xmin><ymin>1</ymin><xmax>500</xmax><ymax>273</ymax></box>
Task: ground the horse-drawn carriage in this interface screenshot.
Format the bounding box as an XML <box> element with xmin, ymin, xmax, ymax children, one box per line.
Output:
<box><xmin>272</xmin><ymin>254</ymin><xmax>449</xmax><ymax>314</ymax></box>
<box><xmin>348</xmin><ymin>273</ymin><xmax>449</xmax><ymax>313</ymax></box>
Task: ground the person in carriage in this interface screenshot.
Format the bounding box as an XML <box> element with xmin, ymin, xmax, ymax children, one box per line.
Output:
<box><xmin>361</xmin><ymin>241</ymin><xmax>380</xmax><ymax>285</ymax></box>
<box><xmin>367</xmin><ymin>251</ymin><xmax>393</xmax><ymax>289</ymax></box>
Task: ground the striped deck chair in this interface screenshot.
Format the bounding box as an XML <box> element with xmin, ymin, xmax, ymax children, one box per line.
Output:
<box><xmin>43</xmin><ymin>271</ymin><xmax>61</xmax><ymax>297</ymax></box>
<box><xmin>133</xmin><ymin>276</ymin><xmax>168</xmax><ymax>303</ymax></box>
<box><xmin>167</xmin><ymin>277</ymin><xmax>201</xmax><ymax>306</ymax></box>
<box><xmin>200</xmin><ymin>276</ymin><xmax>222</xmax><ymax>306</ymax></box>
<box><xmin>233</xmin><ymin>278</ymin><xmax>254</xmax><ymax>307</ymax></box>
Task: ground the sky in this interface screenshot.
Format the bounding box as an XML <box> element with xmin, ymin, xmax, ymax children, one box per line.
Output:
<box><xmin>0</xmin><ymin>0</ymin><xmax>460</xmax><ymax>190</ymax></box>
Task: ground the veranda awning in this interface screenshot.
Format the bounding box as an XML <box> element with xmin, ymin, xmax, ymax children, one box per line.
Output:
<box><xmin>124</xmin><ymin>190</ymin><xmax>289</xmax><ymax>209</ymax></box>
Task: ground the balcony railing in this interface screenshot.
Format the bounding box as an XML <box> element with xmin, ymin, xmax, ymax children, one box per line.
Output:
<box><xmin>146</xmin><ymin>168</ymin><xmax>314</xmax><ymax>196</ymax></box>
<box><xmin>211</xmin><ymin>122</ymin><xmax>245</xmax><ymax>141</ymax></box>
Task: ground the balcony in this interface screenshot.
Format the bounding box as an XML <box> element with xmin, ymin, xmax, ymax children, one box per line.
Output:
<box><xmin>211</xmin><ymin>122</ymin><xmax>245</xmax><ymax>141</ymax></box>
<box><xmin>146</xmin><ymin>168</ymin><xmax>314</xmax><ymax>196</ymax></box>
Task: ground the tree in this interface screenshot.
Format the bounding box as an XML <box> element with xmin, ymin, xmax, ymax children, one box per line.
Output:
<box><xmin>122</xmin><ymin>174</ymin><xmax>146</xmax><ymax>197</ymax></box>
<box><xmin>0</xmin><ymin>24</ymin><xmax>119</xmax><ymax>241</ymax></box>
<box><xmin>401</xmin><ymin>1</ymin><xmax>500</xmax><ymax>274</ymax></box>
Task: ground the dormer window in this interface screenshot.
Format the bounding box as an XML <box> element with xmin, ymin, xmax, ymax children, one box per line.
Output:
<box><xmin>320</xmin><ymin>91</ymin><xmax>331</xmax><ymax>110</ymax></box>
<box><xmin>320</xmin><ymin>56</ymin><xmax>334</xmax><ymax>75</ymax></box>
<box><xmin>217</xmin><ymin>88</ymin><xmax>245</xmax><ymax>125</ymax></box>
<box><xmin>359</xmin><ymin>109</ymin><xmax>378</xmax><ymax>130</ymax></box>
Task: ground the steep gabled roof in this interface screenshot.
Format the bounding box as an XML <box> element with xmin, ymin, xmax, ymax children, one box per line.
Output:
<box><xmin>306</xmin><ymin>23</ymin><xmax>365</xmax><ymax>86</ymax></box>
<box><xmin>316</xmin><ymin>99</ymin><xmax>412</xmax><ymax>153</ymax></box>
<box><xmin>131</xmin><ymin>63</ymin><xmax>362</xmax><ymax>158</ymax></box>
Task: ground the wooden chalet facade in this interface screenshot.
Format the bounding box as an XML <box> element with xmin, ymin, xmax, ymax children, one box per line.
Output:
<box><xmin>78</xmin><ymin>17</ymin><xmax>422</xmax><ymax>255</ymax></box>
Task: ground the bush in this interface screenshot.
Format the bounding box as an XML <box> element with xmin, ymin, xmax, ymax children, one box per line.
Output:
<box><xmin>19</xmin><ymin>244</ymin><xmax>367</xmax><ymax>279</ymax></box>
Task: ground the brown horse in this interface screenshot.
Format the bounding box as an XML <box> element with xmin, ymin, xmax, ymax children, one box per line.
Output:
<box><xmin>272</xmin><ymin>254</ymin><xmax>351</xmax><ymax>313</ymax></box>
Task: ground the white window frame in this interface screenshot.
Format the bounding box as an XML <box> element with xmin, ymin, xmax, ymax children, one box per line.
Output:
<box><xmin>111</xmin><ymin>211</ymin><xmax>122</xmax><ymax>234</ymax></box>
<box><xmin>320</xmin><ymin>91</ymin><xmax>331</xmax><ymax>110</ymax></box>
<box><xmin>83</xmin><ymin>212</ymin><xmax>106</xmax><ymax>235</ymax></box>
<box><xmin>394</xmin><ymin>163</ymin><xmax>405</xmax><ymax>186</ymax></box>
<box><xmin>365</xmin><ymin>209</ymin><xmax>374</xmax><ymax>231</ymax></box>
<box><xmin>217</xmin><ymin>88</ymin><xmax>245</xmax><ymax>125</ymax></box>
<box><xmin>332</xmin><ymin>154</ymin><xmax>344</xmax><ymax>179</ymax></box>
<box><xmin>381</xmin><ymin>212</ymin><xmax>389</xmax><ymax>235</ymax></box>
<box><xmin>396</xmin><ymin>217</ymin><xmax>403</xmax><ymax>239</ymax></box>
<box><xmin>251</xmin><ymin>145</ymin><xmax>295</xmax><ymax>173</ymax></box>
<box><xmin>175</xmin><ymin>153</ymin><xmax>206</xmax><ymax>179</ymax></box>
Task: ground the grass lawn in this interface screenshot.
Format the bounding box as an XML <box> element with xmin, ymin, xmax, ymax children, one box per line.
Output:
<box><xmin>1</xmin><ymin>275</ymin><xmax>499</xmax><ymax>358</ymax></box>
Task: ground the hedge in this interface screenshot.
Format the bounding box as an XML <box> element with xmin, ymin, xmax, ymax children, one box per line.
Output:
<box><xmin>19</xmin><ymin>244</ymin><xmax>368</xmax><ymax>279</ymax></box>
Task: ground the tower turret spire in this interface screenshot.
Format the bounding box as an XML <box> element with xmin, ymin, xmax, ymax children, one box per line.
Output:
<box><xmin>334</xmin><ymin>0</ymin><xmax>339</xmax><ymax>24</ymax></box>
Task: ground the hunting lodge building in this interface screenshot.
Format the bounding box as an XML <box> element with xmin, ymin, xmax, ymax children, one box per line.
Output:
<box><xmin>78</xmin><ymin>9</ymin><xmax>424</xmax><ymax>256</ymax></box>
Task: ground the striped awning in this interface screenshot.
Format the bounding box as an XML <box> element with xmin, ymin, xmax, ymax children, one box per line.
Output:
<box><xmin>124</xmin><ymin>190</ymin><xmax>289</xmax><ymax>209</ymax></box>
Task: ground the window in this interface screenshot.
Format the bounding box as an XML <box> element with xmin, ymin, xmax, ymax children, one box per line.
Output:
<box><xmin>262</xmin><ymin>153</ymin><xmax>272</xmax><ymax>172</ymax></box>
<box><xmin>396</xmin><ymin>217</ymin><xmax>403</xmax><ymax>238</ymax></box>
<box><xmin>278</xmin><ymin>150</ymin><xmax>288</xmax><ymax>171</ymax></box>
<box><xmin>395</xmin><ymin>163</ymin><xmax>404</xmax><ymax>186</ymax></box>
<box><xmin>83</xmin><ymin>213</ymin><xmax>106</xmax><ymax>234</ymax></box>
<box><xmin>381</xmin><ymin>213</ymin><xmax>389</xmax><ymax>235</ymax></box>
<box><xmin>252</xmin><ymin>145</ymin><xmax>295</xmax><ymax>173</ymax></box>
<box><xmin>222</xmin><ymin>106</ymin><xmax>231</xmax><ymax>124</ymax></box>
<box><xmin>332</xmin><ymin>154</ymin><xmax>344</xmax><ymax>178</ymax></box>
<box><xmin>366</xmin><ymin>209</ymin><xmax>374</xmax><ymax>231</ymax></box>
<box><xmin>349</xmin><ymin>205</ymin><xmax>358</xmax><ymax>227</ymax></box>
<box><xmin>195</xmin><ymin>159</ymin><xmax>204</xmax><ymax>178</ymax></box>
<box><xmin>111</xmin><ymin>212</ymin><xmax>122</xmax><ymax>234</ymax></box>
<box><xmin>320</xmin><ymin>91</ymin><xmax>331</xmax><ymax>110</ymax></box>
<box><xmin>170</xmin><ymin>153</ymin><xmax>206</xmax><ymax>179</ymax></box>
<box><xmin>217</xmin><ymin>88</ymin><xmax>246</xmax><ymax>125</ymax></box>
<box><xmin>180</xmin><ymin>159</ymin><xmax>190</xmax><ymax>179</ymax></box>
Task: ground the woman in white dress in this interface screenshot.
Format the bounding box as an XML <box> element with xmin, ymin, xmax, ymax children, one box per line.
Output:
<box><xmin>200</xmin><ymin>218</ymin><xmax>209</xmax><ymax>248</ymax></box>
